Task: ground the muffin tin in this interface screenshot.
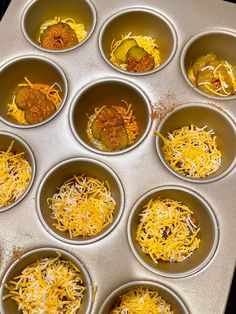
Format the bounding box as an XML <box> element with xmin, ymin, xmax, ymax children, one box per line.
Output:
<box><xmin>0</xmin><ymin>0</ymin><xmax>236</xmax><ymax>313</ymax></box>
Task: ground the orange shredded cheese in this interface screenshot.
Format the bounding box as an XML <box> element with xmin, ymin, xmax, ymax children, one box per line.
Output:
<box><xmin>136</xmin><ymin>196</ymin><xmax>200</xmax><ymax>263</ymax></box>
<box><xmin>155</xmin><ymin>124</ymin><xmax>222</xmax><ymax>178</ymax></box>
<box><xmin>110</xmin><ymin>287</ymin><xmax>174</xmax><ymax>313</ymax></box>
<box><xmin>0</xmin><ymin>141</ymin><xmax>32</xmax><ymax>207</ymax></box>
<box><xmin>3</xmin><ymin>252</ymin><xmax>85</xmax><ymax>313</ymax></box>
<box><xmin>47</xmin><ymin>174</ymin><xmax>116</xmax><ymax>238</ymax></box>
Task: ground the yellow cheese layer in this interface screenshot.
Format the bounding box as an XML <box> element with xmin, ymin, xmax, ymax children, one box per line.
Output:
<box><xmin>110</xmin><ymin>287</ymin><xmax>174</xmax><ymax>314</ymax></box>
<box><xmin>155</xmin><ymin>124</ymin><xmax>222</xmax><ymax>178</ymax></box>
<box><xmin>136</xmin><ymin>196</ymin><xmax>200</xmax><ymax>263</ymax></box>
<box><xmin>3</xmin><ymin>252</ymin><xmax>85</xmax><ymax>314</ymax></box>
<box><xmin>48</xmin><ymin>174</ymin><xmax>116</xmax><ymax>238</ymax></box>
<box><xmin>0</xmin><ymin>141</ymin><xmax>31</xmax><ymax>207</ymax></box>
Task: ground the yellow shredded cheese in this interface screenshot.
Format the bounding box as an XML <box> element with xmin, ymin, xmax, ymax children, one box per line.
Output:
<box><xmin>0</xmin><ymin>141</ymin><xmax>32</xmax><ymax>207</ymax></box>
<box><xmin>110</xmin><ymin>287</ymin><xmax>174</xmax><ymax>313</ymax></box>
<box><xmin>110</xmin><ymin>33</ymin><xmax>161</xmax><ymax>70</ymax></box>
<box><xmin>136</xmin><ymin>196</ymin><xmax>200</xmax><ymax>263</ymax></box>
<box><xmin>3</xmin><ymin>252</ymin><xmax>85</xmax><ymax>313</ymax></box>
<box><xmin>38</xmin><ymin>17</ymin><xmax>87</xmax><ymax>44</ymax></box>
<box><xmin>47</xmin><ymin>174</ymin><xmax>116</xmax><ymax>238</ymax></box>
<box><xmin>87</xmin><ymin>101</ymin><xmax>139</xmax><ymax>151</ymax></box>
<box><xmin>155</xmin><ymin>124</ymin><xmax>222</xmax><ymax>178</ymax></box>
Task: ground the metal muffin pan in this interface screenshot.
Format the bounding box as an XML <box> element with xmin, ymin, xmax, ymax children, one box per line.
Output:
<box><xmin>69</xmin><ymin>77</ymin><xmax>152</xmax><ymax>155</ymax></box>
<box><xmin>0</xmin><ymin>0</ymin><xmax>236</xmax><ymax>313</ymax></box>
<box><xmin>98</xmin><ymin>280</ymin><xmax>189</xmax><ymax>314</ymax></box>
<box><xmin>0</xmin><ymin>55</ymin><xmax>68</xmax><ymax>128</ymax></box>
<box><xmin>181</xmin><ymin>29</ymin><xmax>236</xmax><ymax>100</ymax></box>
<box><xmin>0</xmin><ymin>248</ymin><xmax>93</xmax><ymax>314</ymax></box>
<box><xmin>127</xmin><ymin>185</ymin><xmax>219</xmax><ymax>278</ymax></box>
<box><xmin>0</xmin><ymin>130</ymin><xmax>36</xmax><ymax>213</ymax></box>
<box><xmin>36</xmin><ymin>157</ymin><xmax>125</xmax><ymax>244</ymax></box>
<box><xmin>156</xmin><ymin>102</ymin><xmax>236</xmax><ymax>183</ymax></box>
<box><xmin>22</xmin><ymin>0</ymin><xmax>97</xmax><ymax>53</ymax></box>
<box><xmin>99</xmin><ymin>6</ymin><xmax>177</xmax><ymax>76</ymax></box>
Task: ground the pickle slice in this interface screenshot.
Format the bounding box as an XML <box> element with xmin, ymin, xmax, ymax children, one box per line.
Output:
<box><xmin>100</xmin><ymin>126</ymin><xmax>128</xmax><ymax>150</ymax></box>
<box><xmin>91</xmin><ymin>106</ymin><xmax>124</xmax><ymax>139</ymax></box>
<box><xmin>113</xmin><ymin>39</ymin><xmax>137</xmax><ymax>62</ymax></box>
<box><xmin>127</xmin><ymin>46</ymin><xmax>148</xmax><ymax>62</ymax></box>
<box><xmin>192</xmin><ymin>53</ymin><xmax>217</xmax><ymax>76</ymax></box>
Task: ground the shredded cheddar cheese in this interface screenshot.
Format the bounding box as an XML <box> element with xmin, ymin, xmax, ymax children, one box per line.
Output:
<box><xmin>155</xmin><ymin>124</ymin><xmax>222</xmax><ymax>178</ymax></box>
<box><xmin>110</xmin><ymin>33</ymin><xmax>161</xmax><ymax>71</ymax></box>
<box><xmin>110</xmin><ymin>287</ymin><xmax>174</xmax><ymax>313</ymax></box>
<box><xmin>3</xmin><ymin>252</ymin><xmax>85</xmax><ymax>313</ymax></box>
<box><xmin>0</xmin><ymin>141</ymin><xmax>32</xmax><ymax>207</ymax></box>
<box><xmin>87</xmin><ymin>102</ymin><xmax>139</xmax><ymax>151</ymax></box>
<box><xmin>136</xmin><ymin>196</ymin><xmax>200</xmax><ymax>263</ymax></box>
<box><xmin>38</xmin><ymin>17</ymin><xmax>87</xmax><ymax>44</ymax></box>
<box><xmin>48</xmin><ymin>174</ymin><xmax>116</xmax><ymax>238</ymax></box>
<box><xmin>7</xmin><ymin>77</ymin><xmax>62</xmax><ymax>125</ymax></box>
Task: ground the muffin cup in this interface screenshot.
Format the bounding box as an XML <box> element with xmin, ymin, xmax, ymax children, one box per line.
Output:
<box><xmin>0</xmin><ymin>247</ymin><xmax>93</xmax><ymax>314</ymax></box>
<box><xmin>155</xmin><ymin>102</ymin><xmax>236</xmax><ymax>183</ymax></box>
<box><xmin>36</xmin><ymin>157</ymin><xmax>125</xmax><ymax>244</ymax></box>
<box><xmin>127</xmin><ymin>185</ymin><xmax>219</xmax><ymax>278</ymax></box>
<box><xmin>99</xmin><ymin>7</ymin><xmax>177</xmax><ymax>75</ymax></box>
<box><xmin>21</xmin><ymin>0</ymin><xmax>96</xmax><ymax>52</ymax></box>
<box><xmin>181</xmin><ymin>29</ymin><xmax>236</xmax><ymax>100</ymax></box>
<box><xmin>0</xmin><ymin>131</ymin><xmax>36</xmax><ymax>213</ymax></box>
<box><xmin>0</xmin><ymin>55</ymin><xmax>68</xmax><ymax>128</ymax></box>
<box><xmin>69</xmin><ymin>77</ymin><xmax>152</xmax><ymax>155</ymax></box>
<box><xmin>98</xmin><ymin>280</ymin><xmax>189</xmax><ymax>314</ymax></box>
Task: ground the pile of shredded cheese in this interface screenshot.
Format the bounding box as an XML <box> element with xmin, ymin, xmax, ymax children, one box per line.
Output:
<box><xmin>7</xmin><ymin>77</ymin><xmax>62</xmax><ymax>125</ymax></box>
<box><xmin>136</xmin><ymin>196</ymin><xmax>200</xmax><ymax>263</ymax></box>
<box><xmin>110</xmin><ymin>287</ymin><xmax>174</xmax><ymax>314</ymax></box>
<box><xmin>110</xmin><ymin>33</ymin><xmax>161</xmax><ymax>70</ymax></box>
<box><xmin>3</xmin><ymin>252</ymin><xmax>85</xmax><ymax>313</ymax></box>
<box><xmin>38</xmin><ymin>17</ymin><xmax>87</xmax><ymax>44</ymax></box>
<box><xmin>155</xmin><ymin>124</ymin><xmax>222</xmax><ymax>178</ymax></box>
<box><xmin>87</xmin><ymin>101</ymin><xmax>139</xmax><ymax>151</ymax></box>
<box><xmin>0</xmin><ymin>141</ymin><xmax>31</xmax><ymax>207</ymax></box>
<box><xmin>48</xmin><ymin>174</ymin><xmax>116</xmax><ymax>238</ymax></box>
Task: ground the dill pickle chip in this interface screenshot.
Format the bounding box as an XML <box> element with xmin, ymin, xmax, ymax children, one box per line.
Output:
<box><xmin>113</xmin><ymin>38</ymin><xmax>137</xmax><ymax>62</ymax></box>
<box><xmin>91</xmin><ymin>106</ymin><xmax>124</xmax><ymax>139</ymax></box>
<box><xmin>192</xmin><ymin>53</ymin><xmax>217</xmax><ymax>76</ymax></box>
<box><xmin>127</xmin><ymin>46</ymin><xmax>148</xmax><ymax>62</ymax></box>
<box><xmin>100</xmin><ymin>126</ymin><xmax>128</xmax><ymax>150</ymax></box>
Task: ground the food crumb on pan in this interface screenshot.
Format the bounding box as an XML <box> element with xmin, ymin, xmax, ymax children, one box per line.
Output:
<box><xmin>151</xmin><ymin>91</ymin><xmax>181</xmax><ymax>121</ymax></box>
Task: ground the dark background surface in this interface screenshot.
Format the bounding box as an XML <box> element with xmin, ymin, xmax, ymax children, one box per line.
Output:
<box><xmin>0</xmin><ymin>0</ymin><xmax>235</xmax><ymax>313</ymax></box>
